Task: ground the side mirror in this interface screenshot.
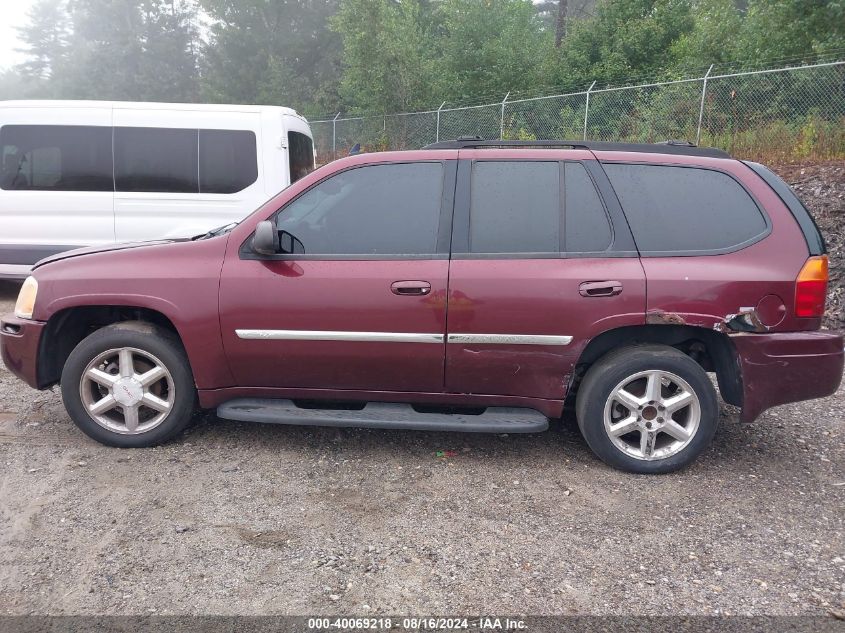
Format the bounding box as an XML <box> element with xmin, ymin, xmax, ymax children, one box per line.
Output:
<box><xmin>252</xmin><ymin>220</ymin><xmax>279</xmax><ymax>256</ymax></box>
<box><xmin>279</xmin><ymin>230</ymin><xmax>305</xmax><ymax>254</ymax></box>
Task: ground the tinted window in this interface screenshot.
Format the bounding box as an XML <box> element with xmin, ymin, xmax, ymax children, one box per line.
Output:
<box><xmin>114</xmin><ymin>127</ymin><xmax>198</xmax><ymax>193</ymax></box>
<box><xmin>604</xmin><ymin>164</ymin><xmax>768</xmax><ymax>253</ymax></box>
<box><xmin>0</xmin><ymin>125</ymin><xmax>112</xmax><ymax>191</ymax></box>
<box><xmin>564</xmin><ymin>162</ymin><xmax>612</xmax><ymax>252</ymax></box>
<box><xmin>276</xmin><ymin>162</ymin><xmax>443</xmax><ymax>256</ymax></box>
<box><xmin>470</xmin><ymin>161</ymin><xmax>560</xmax><ymax>254</ymax></box>
<box><xmin>289</xmin><ymin>131</ymin><xmax>314</xmax><ymax>184</ymax></box>
<box><xmin>199</xmin><ymin>129</ymin><xmax>257</xmax><ymax>194</ymax></box>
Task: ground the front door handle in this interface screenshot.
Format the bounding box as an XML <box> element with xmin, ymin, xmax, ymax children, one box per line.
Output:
<box><xmin>391</xmin><ymin>280</ymin><xmax>431</xmax><ymax>296</ymax></box>
<box><xmin>579</xmin><ymin>280</ymin><xmax>623</xmax><ymax>297</ymax></box>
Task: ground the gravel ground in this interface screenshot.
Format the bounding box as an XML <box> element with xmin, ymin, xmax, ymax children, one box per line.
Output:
<box><xmin>0</xmin><ymin>163</ymin><xmax>844</xmax><ymax>618</ymax></box>
<box><xmin>1</xmin><ymin>280</ymin><xmax>843</xmax><ymax>618</ymax></box>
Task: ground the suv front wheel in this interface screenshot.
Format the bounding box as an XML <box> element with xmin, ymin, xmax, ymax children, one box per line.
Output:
<box><xmin>575</xmin><ymin>345</ymin><xmax>718</xmax><ymax>473</ymax></box>
<box><xmin>60</xmin><ymin>321</ymin><xmax>196</xmax><ymax>447</ymax></box>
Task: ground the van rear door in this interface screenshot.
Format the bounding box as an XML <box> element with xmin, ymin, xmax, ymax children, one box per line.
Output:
<box><xmin>0</xmin><ymin>105</ymin><xmax>114</xmax><ymax>275</ymax></box>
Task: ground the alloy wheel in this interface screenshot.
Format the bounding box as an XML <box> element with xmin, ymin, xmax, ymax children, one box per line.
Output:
<box><xmin>602</xmin><ymin>369</ymin><xmax>701</xmax><ymax>461</ymax></box>
<box><xmin>79</xmin><ymin>347</ymin><xmax>175</xmax><ymax>434</ymax></box>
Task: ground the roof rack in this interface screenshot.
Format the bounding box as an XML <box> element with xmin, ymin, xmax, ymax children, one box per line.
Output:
<box><xmin>422</xmin><ymin>136</ymin><xmax>731</xmax><ymax>158</ymax></box>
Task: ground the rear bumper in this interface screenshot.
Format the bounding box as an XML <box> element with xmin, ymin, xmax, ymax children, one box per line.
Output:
<box><xmin>732</xmin><ymin>331</ymin><xmax>844</xmax><ymax>422</ymax></box>
<box><xmin>0</xmin><ymin>314</ymin><xmax>45</xmax><ymax>389</ymax></box>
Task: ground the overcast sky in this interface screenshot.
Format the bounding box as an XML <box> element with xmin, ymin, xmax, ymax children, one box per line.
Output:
<box><xmin>0</xmin><ymin>0</ymin><xmax>35</xmax><ymax>70</ymax></box>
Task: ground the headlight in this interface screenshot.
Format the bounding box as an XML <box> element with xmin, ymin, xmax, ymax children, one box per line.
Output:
<box><xmin>14</xmin><ymin>277</ymin><xmax>38</xmax><ymax>319</ymax></box>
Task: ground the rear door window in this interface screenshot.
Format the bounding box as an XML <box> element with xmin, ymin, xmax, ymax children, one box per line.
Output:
<box><xmin>469</xmin><ymin>161</ymin><xmax>560</xmax><ymax>254</ymax></box>
<box><xmin>0</xmin><ymin>125</ymin><xmax>113</xmax><ymax>191</ymax></box>
<box><xmin>114</xmin><ymin>127</ymin><xmax>199</xmax><ymax>193</ymax></box>
<box><xmin>604</xmin><ymin>163</ymin><xmax>768</xmax><ymax>254</ymax></box>
<box><xmin>465</xmin><ymin>160</ymin><xmax>613</xmax><ymax>255</ymax></box>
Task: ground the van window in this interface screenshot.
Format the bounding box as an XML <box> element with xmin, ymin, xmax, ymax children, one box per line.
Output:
<box><xmin>199</xmin><ymin>129</ymin><xmax>258</xmax><ymax>194</ymax></box>
<box><xmin>469</xmin><ymin>161</ymin><xmax>560</xmax><ymax>254</ymax></box>
<box><xmin>288</xmin><ymin>131</ymin><xmax>314</xmax><ymax>184</ymax></box>
<box><xmin>604</xmin><ymin>163</ymin><xmax>768</xmax><ymax>254</ymax></box>
<box><xmin>275</xmin><ymin>162</ymin><xmax>443</xmax><ymax>256</ymax></box>
<box><xmin>0</xmin><ymin>125</ymin><xmax>113</xmax><ymax>191</ymax></box>
<box><xmin>114</xmin><ymin>127</ymin><xmax>199</xmax><ymax>193</ymax></box>
<box><xmin>564</xmin><ymin>162</ymin><xmax>612</xmax><ymax>252</ymax></box>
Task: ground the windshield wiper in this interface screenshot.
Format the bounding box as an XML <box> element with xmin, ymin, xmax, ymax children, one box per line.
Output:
<box><xmin>192</xmin><ymin>222</ymin><xmax>238</xmax><ymax>240</ymax></box>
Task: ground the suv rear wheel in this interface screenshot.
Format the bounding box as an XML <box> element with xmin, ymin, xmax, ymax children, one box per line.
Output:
<box><xmin>60</xmin><ymin>321</ymin><xmax>196</xmax><ymax>447</ymax></box>
<box><xmin>575</xmin><ymin>345</ymin><xmax>718</xmax><ymax>473</ymax></box>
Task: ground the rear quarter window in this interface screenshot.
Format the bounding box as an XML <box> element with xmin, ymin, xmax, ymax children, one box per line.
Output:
<box><xmin>603</xmin><ymin>163</ymin><xmax>769</xmax><ymax>255</ymax></box>
<box><xmin>199</xmin><ymin>129</ymin><xmax>258</xmax><ymax>194</ymax></box>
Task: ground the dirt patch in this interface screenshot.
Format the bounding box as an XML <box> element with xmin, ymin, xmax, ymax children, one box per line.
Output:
<box><xmin>772</xmin><ymin>161</ymin><xmax>845</xmax><ymax>330</ymax></box>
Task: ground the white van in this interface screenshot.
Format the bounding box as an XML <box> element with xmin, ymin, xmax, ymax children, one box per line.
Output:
<box><xmin>0</xmin><ymin>100</ymin><xmax>315</xmax><ymax>279</ymax></box>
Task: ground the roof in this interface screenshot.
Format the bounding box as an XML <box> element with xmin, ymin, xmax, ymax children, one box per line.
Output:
<box><xmin>423</xmin><ymin>137</ymin><xmax>731</xmax><ymax>159</ymax></box>
<box><xmin>0</xmin><ymin>100</ymin><xmax>305</xmax><ymax>119</ymax></box>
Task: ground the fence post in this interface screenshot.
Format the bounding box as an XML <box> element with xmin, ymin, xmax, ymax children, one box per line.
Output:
<box><xmin>500</xmin><ymin>92</ymin><xmax>510</xmax><ymax>139</ymax></box>
<box><xmin>583</xmin><ymin>81</ymin><xmax>596</xmax><ymax>140</ymax></box>
<box><xmin>331</xmin><ymin>112</ymin><xmax>340</xmax><ymax>158</ymax></box>
<box><xmin>436</xmin><ymin>102</ymin><xmax>446</xmax><ymax>143</ymax></box>
<box><xmin>696</xmin><ymin>64</ymin><xmax>714</xmax><ymax>146</ymax></box>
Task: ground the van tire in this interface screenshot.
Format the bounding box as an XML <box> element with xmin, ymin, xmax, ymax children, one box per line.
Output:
<box><xmin>60</xmin><ymin>321</ymin><xmax>196</xmax><ymax>448</ymax></box>
<box><xmin>575</xmin><ymin>345</ymin><xmax>718</xmax><ymax>474</ymax></box>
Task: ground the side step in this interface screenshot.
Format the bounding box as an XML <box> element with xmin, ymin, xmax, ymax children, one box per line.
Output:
<box><xmin>216</xmin><ymin>399</ymin><xmax>549</xmax><ymax>434</ymax></box>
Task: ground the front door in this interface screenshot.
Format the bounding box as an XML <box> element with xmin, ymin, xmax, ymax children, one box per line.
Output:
<box><xmin>445</xmin><ymin>155</ymin><xmax>646</xmax><ymax>400</ymax></box>
<box><xmin>219</xmin><ymin>160</ymin><xmax>455</xmax><ymax>393</ymax></box>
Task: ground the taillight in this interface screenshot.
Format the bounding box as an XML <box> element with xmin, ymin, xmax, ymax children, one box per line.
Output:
<box><xmin>795</xmin><ymin>255</ymin><xmax>828</xmax><ymax>318</ymax></box>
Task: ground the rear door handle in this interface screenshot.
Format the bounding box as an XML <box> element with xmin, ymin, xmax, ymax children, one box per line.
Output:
<box><xmin>391</xmin><ymin>280</ymin><xmax>431</xmax><ymax>296</ymax></box>
<box><xmin>579</xmin><ymin>281</ymin><xmax>623</xmax><ymax>297</ymax></box>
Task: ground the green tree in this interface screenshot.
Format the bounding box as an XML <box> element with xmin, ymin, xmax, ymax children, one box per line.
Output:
<box><xmin>668</xmin><ymin>0</ymin><xmax>744</xmax><ymax>71</ymax></box>
<box><xmin>138</xmin><ymin>0</ymin><xmax>201</xmax><ymax>102</ymax></box>
<box><xmin>15</xmin><ymin>0</ymin><xmax>69</xmax><ymax>82</ymax></box>
<box><xmin>201</xmin><ymin>0</ymin><xmax>341</xmax><ymax>114</ymax></box>
<box><xmin>739</xmin><ymin>0</ymin><xmax>845</xmax><ymax>63</ymax></box>
<box><xmin>544</xmin><ymin>0</ymin><xmax>695</xmax><ymax>91</ymax></box>
<box><xmin>435</xmin><ymin>0</ymin><xmax>546</xmax><ymax>102</ymax></box>
<box><xmin>16</xmin><ymin>0</ymin><xmax>200</xmax><ymax>101</ymax></box>
<box><xmin>331</xmin><ymin>0</ymin><xmax>436</xmax><ymax>113</ymax></box>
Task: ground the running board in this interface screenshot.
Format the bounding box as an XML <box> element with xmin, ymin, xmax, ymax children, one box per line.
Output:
<box><xmin>216</xmin><ymin>399</ymin><xmax>549</xmax><ymax>433</ymax></box>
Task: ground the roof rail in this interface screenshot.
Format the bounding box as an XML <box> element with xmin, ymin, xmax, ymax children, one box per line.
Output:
<box><xmin>422</xmin><ymin>136</ymin><xmax>731</xmax><ymax>158</ymax></box>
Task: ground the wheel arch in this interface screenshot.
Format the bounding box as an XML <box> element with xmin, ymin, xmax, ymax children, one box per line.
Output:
<box><xmin>37</xmin><ymin>305</ymin><xmax>183</xmax><ymax>389</ymax></box>
<box><xmin>570</xmin><ymin>324</ymin><xmax>743</xmax><ymax>408</ymax></box>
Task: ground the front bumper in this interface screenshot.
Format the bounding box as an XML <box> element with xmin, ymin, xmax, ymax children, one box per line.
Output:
<box><xmin>732</xmin><ymin>331</ymin><xmax>844</xmax><ymax>422</ymax></box>
<box><xmin>0</xmin><ymin>314</ymin><xmax>46</xmax><ymax>389</ymax></box>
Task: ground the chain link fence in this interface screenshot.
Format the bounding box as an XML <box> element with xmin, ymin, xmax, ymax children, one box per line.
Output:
<box><xmin>311</xmin><ymin>60</ymin><xmax>845</xmax><ymax>164</ymax></box>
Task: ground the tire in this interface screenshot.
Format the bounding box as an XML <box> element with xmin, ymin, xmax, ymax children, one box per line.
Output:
<box><xmin>575</xmin><ymin>345</ymin><xmax>718</xmax><ymax>474</ymax></box>
<box><xmin>60</xmin><ymin>321</ymin><xmax>196</xmax><ymax>448</ymax></box>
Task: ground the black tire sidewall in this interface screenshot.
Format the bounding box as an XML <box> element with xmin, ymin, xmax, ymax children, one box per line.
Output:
<box><xmin>60</xmin><ymin>322</ymin><xmax>196</xmax><ymax>448</ymax></box>
<box><xmin>576</xmin><ymin>347</ymin><xmax>718</xmax><ymax>474</ymax></box>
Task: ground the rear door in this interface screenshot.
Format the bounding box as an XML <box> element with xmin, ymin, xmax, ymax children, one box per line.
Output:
<box><xmin>112</xmin><ymin>107</ymin><xmax>267</xmax><ymax>241</ymax></box>
<box><xmin>0</xmin><ymin>106</ymin><xmax>114</xmax><ymax>266</ymax></box>
<box><xmin>218</xmin><ymin>159</ymin><xmax>456</xmax><ymax>393</ymax></box>
<box><xmin>445</xmin><ymin>151</ymin><xmax>646</xmax><ymax>400</ymax></box>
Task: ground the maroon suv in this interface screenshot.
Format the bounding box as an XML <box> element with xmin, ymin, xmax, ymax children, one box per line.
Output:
<box><xmin>2</xmin><ymin>139</ymin><xmax>842</xmax><ymax>473</ymax></box>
